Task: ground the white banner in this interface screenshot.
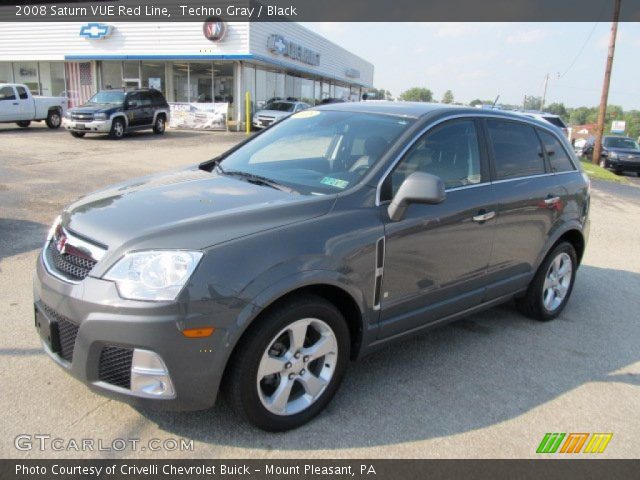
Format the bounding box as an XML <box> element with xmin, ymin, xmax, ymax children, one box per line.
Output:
<box><xmin>169</xmin><ymin>102</ymin><xmax>228</xmax><ymax>131</ymax></box>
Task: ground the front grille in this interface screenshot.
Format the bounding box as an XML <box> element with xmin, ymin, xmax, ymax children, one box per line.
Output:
<box><xmin>41</xmin><ymin>304</ymin><xmax>79</xmax><ymax>363</ymax></box>
<box><xmin>45</xmin><ymin>241</ymin><xmax>97</xmax><ymax>281</ymax></box>
<box><xmin>71</xmin><ymin>113</ymin><xmax>94</xmax><ymax>122</ymax></box>
<box><xmin>98</xmin><ymin>346</ymin><xmax>134</xmax><ymax>389</ymax></box>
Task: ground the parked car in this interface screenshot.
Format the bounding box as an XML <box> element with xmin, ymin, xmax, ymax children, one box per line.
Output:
<box><xmin>582</xmin><ymin>136</ymin><xmax>640</xmax><ymax>176</ymax></box>
<box><xmin>34</xmin><ymin>103</ymin><xmax>589</xmax><ymax>431</ymax></box>
<box><xmin>252</xmin><ymin>100</ymin><xmax>310</xmax><ymax>129</ymax></box>
<box><xmin>0</xmin><ymin>83</ymin><xmax>66</xmax><ymax>129</ymax></box>
<box><xmin>518</xmin><ymin>111</ymin><xmax>569</xmax><ymax>139</ymax></box>
<box><xmin>318</xmin><ymin>97</ymin><xmax>346</xmax><ymax>105</ymax></box>
<box><xmin>63</xmin><ymin>88</ymin><xmax>170</xmax><ymax>139</ymax></box>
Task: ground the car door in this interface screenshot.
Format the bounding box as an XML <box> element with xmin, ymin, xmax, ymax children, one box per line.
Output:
<box><xmin>15</xmin><ymin>86</ymin><xmax>33</xmax><ymax>120</ymax></box>
<box><xmin>377</xmin><ymin>118</ymin><xmax>497</xmax><ymax>339</ymax></box>
<box><xmin>139</xmin><ymin>91</ymin><xmax>155</xmax><ymax>126</ymax></box>
<box><xmin>0</xmin><ymin>85</ymin><xmax>20</xmax><ymax>121</ymax></box>
<box><xmin>124</xmin><ymin>92</ymin><xmax>144</xmax><ymax>127</ymax></box>
<box><xmin>483</xmin><ymin>118</ymin><xmax>566</xmax><ymax>299</ymax></box>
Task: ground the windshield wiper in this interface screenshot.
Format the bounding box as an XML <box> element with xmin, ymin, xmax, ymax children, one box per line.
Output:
<box><xmin>223</xmin><ymin>170</ymin><xmax>298</xmax><ymax>194</ymax></box>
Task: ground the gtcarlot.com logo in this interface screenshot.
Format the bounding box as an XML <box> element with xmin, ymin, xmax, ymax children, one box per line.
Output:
<box><xmin>14</xmin><ymin>434</ymin><xmax>194</xmax><ymax>452</ymax></box>
<box><xmin>536</xmin><ymin>432</ymin><xmax>613</xmax><ymax>454</ymax></box>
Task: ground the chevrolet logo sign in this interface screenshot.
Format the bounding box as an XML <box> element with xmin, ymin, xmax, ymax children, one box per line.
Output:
<box><xmin>79</xmin><ymin>23</ymin><xmax>112</xmax><ymax>40</ymax></box>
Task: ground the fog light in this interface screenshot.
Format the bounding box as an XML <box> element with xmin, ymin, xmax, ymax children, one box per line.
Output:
<box><xmin>130</xmin><ymin>349</ymin><xmax>175</xmax><ymax>399</ymax></box>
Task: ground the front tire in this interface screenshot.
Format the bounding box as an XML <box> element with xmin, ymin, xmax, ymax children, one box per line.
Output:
<box><xmin>45</xmin><ymin>110</ymin><xmax>62</xmax><ymax>129</ymax></box>
<box><xmin>517</xmin><ymin>242</ymin><xmax>577</xmax><ymax>321</ymax></box>
<box><xmin>225</xmin><ymin>294</ymin><xmax>350</xmax><ymax>431</ymax></box>
<box><xmin>109</xmin><ymin>118</ymin><xmax>125</xmax><ymax>139</ymax></box>
<box><xmin>153</xmin><ymin>114</ymin><xmax>166</xmax><ymax>134</ymax></box>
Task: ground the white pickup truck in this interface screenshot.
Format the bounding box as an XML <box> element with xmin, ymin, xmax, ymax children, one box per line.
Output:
<box><xmin>0</xmin><ymin>83</ymin><xmax>67</xmax><ymax>129</ymax></box>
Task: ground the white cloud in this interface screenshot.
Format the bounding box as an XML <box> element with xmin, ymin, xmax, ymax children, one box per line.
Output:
<box><xmin>507</xmin><ymin>29</ymin><xmax>547</xmax><ymax>44</ymax></box>
<box><xmin>432</xmin><ymin>23</ymin><xmax>480</xmax><ymax>38</ymax></box>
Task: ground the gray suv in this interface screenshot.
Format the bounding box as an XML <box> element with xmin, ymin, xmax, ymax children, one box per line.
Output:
<box><xmin>34</xmin><ymin>103</ymin><xmax>590</xmax><ymax>431</ymax></box>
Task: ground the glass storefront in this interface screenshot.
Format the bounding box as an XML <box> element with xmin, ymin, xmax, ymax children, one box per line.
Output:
<box><xmin>0</xmin><ymin>61</ymin><xmax>67</xmax><ymax>96</ymax></box>
<box><xmin>141</xmin><ymin>62</ymin><xmax>166</xmax><ymax>95</ymax></box>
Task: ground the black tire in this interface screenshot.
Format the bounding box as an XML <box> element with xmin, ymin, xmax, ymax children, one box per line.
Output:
<box><xmin>45</xmin><ymin>109</ymin><xmax>62</xmax><ymax>129</ymax></box>
<box><xmin>636</xmin><ymin>172</ymin><xmax>640</xmax><ymax>177</ymax></box>
<box><xmin>153</xmin><ymin>114</ymin><xmax>166</xmax><ymax>134</ymax></box>
<box><xmin>516</xmin><ymin>242</ymin><xmax>577</xmax><ymax>321</ymax></box>
<box><xmin>224</xmin><ymin>294</ymin><xmax>350</xmax><ymax>431</ymax></box>
<box><xmin>613</xmin><ymin>170</ymin><xmax>623</xmax><ymax>176</ymax></box>
<box><xmin>70</xmin><ymin>131</ymin><xmax>85</xmax><ymax>138</ymax></box>
<box><xmin>16</xmin><ymin>121</ymin><xmax>31</xmax><ymax>128</ymax></box>
<box><xmin>109</xmin><ymin>118</ymin><xmax>125</xmax><ymax>139</ymax></box>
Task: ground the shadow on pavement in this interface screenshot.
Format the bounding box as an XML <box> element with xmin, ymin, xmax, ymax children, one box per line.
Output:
<box><xmin>0</xmin><ymin>218</ymin><xmax>48</xmax><ymax>262</ymax></box>
<box><xmin>139</xmin><ymin>264</ymin><xmax>640</xmax><ymax>450</ymax></box>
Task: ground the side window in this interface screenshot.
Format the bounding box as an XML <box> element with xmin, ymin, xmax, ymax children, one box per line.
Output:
<box><xmin>0</xmin><ymin>86</ymin><xmax>16</xmax><ymax>101</ymax></box>
<box><xmin>16</xmin><ymin>86</ymin><xmax>29</xmax><ymax>100</ymax></box>
<box><xmin>538</xmin><ymin>129</ymin><xmax>575</xmax><ymax>172</ymax></box>
<box><xmin>152</xmin><ymin>91</ymin><xmax>166</xmax><ymax>106</ymax></box>
<box><xmin>126</xmin><ymin>93</ymin><xmax>141</xmax><ymax>107</ymax></box>
<box><xmin>386</xmin><ymin>119</ymin><xmax>482</xmax><ymax>198</ymax></box>
<box><xmin>486</xmin><ymin>120</ymin><xmax>545</xmax><ymax>179</ymax></box>
<box><xmin>140</xmin><ymin>92</ymin><xmax>153</xmax><ymax>107</ymax></box>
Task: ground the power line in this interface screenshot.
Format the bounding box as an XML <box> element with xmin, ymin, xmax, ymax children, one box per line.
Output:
<box><xmin>558</xmin><ymin>21</ymin><xmax>600</xmax><ymax>79</ymax></box>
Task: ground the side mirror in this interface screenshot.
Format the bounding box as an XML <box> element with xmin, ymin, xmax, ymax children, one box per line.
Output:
<box><xmin>387</xmin><ymin>172</ymin><xmax>446</xmax><ymax>222</ymax></box>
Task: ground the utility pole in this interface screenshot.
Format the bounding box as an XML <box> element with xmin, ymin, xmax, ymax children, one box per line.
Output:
<box><xmin>592</xmin><ymin>0</ymin><xmax>622</xmax><ymax>165</ymax></box>
<box><xmin>541</xmin><ymin>73</ymin><xmax>550</xmax><ymax>110</ymax></box>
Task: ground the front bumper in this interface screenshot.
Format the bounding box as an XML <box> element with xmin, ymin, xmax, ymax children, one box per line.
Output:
<box><xmin>63</xmin><ymin>117</ymin><xmax>112</xmax><ymax>133</ymax></box>
<box><xmin>609</xmin><ymin>158</ymin><xmax>640</xmax><ymax>172</ymax></box>
<box><xmin>33</xmin><ymin>253</ymin><xmax>232</xmax><ymax>411</ymax></box>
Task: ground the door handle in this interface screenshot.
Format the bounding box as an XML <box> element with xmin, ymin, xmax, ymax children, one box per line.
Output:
<box><xmin>544</xmin><ymin>196</ymin><xmax>561</xmax><ymax>206</ymax></box>
<box><xmin>472</xmin><ymin>210</ymin><xmax>496</xmax><ymax>223</ymax></box>
<box><xmin>12</xmin><ymin>102</ymin><xmax>19</xmax><ymax>105</ymax></box>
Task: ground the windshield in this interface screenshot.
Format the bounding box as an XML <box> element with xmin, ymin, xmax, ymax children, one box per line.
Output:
<box><xmin>604</xmin><ymin>137</ymin><xmax>639</xmax><ymax>150</ymax></box>
<box><xmin>87</xmin><ymin>91</ymin><xmax>125</xmax><ymax>105</ymax></box>
<box><xmin>264</xmin><ymin>102</ymin><xmax>296</xmax><ymax>112</ymax></box>
<box><xmin>218</xmin><ymin>110</ymin><xmax>414</xmax><ymax>194</ymax></box>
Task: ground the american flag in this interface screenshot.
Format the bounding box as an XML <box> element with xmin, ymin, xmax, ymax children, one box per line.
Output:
<box><xmin>64</xmin><ymin>62</ymin><xmax>95</xmax><ymax>108</ymax></box>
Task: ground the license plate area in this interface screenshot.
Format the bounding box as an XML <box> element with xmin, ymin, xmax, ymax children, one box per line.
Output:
<box><xmin>75</xmin><ymin>123</ymin><xmax>86</xmax><ymax>129</ymax></box>
<box><xmin>35</xmin><ymin>306</ymin><xmax>61</xmax><ymax>355</ymax></box>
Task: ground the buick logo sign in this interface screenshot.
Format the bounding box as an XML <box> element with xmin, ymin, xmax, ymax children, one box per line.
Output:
<box><xmin>203</xmin><ymin>17</ymin><xmax>226</xmax><ymax>42</ymax></box>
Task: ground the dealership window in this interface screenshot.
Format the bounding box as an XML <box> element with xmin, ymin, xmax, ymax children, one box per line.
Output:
<box><xmin>13</xmin><ymin>62</ymin><xmax>39</xmax><ymax>94</ymax></box>
<box><xmin>0</xmin><ymin>63</ymin><xmax>12</xmax><ymax>83</ymax></box>
<box><xmin>214</xmin><ymin>62</ymin><xmax>234</xmax><ymax>105</ymax></box>
<box><xmin>255</xmin><ymin>68</ymin><xmax>267</xmax><ymax>108</ymax></box>
<box><xmin>314</xmin><ymin>81</ymin><xmax>322</xmax><ymax>105</ymax></box>
<box><xmin>275</xmin><ymin>72</ymin><xmax>285</xmax><ymax>99</ymax></box>
<box><xmin>300</xmin><ymin>78</ymin><xmax>314</xmax><ymax>105</ymax></box>
<box><xmin>334</xmin><ymin>84</ymin><xmax>350</xmax><ymax>101</ymax></box>
<box><xmin>321</xmin><ymin>81</ymin><xmax>330</xmax><ymax>100</ymax></box>
<box><xmin>122</xmin><ymin>61</ymin><xmax>139</xmax><ymax>81</ymax></box>
<box><xmin>243</xmin><ymin>64</ymin><xmax>256</xmax><ymax>113</ymax></box>
<box><xmin>38</xmin><ymin>62</ymin><xmax>65</xmax><ymax>97</ymax></box>
<box><xmin>141</xmin><ymin>62</ymin><xmax>166</xmax><ymax>95</ymax></box>
<box><xmin>189</xmin><ymin>63</ymin><xmax>213</xmax><ymax>102</ymax></box>
<box><xmin>172</xmin><ymin>63</ymin><xmax>189</xmax><ymax>102</ymax></box>
<box><xmin>100</xmin><ymin>62</ymin><xmax>122</xmax><ymax>90</ymax></box>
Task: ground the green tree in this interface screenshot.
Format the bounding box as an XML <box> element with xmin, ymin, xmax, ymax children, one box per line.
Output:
<box><xmin>524</xmin><ymin>96</ymin><xmax>542</xmax><ymax>110</ymax></box>
<box><xmin>569</xmin><ymin>107</ymin><xmax>593</xmax><ymax>125</ymax></box>
<box><xmin>400</xmin><ymin>87</ymin><xmax>433</xmax><ymax>103</ymax></box>
<box><xmin>545</xmin><ymin>103</ymin><xmax>568</xmax><ymax>120</ymax></box>
<box><xmin>469</xmin><ymin>99</ymin><xmax>494</xmax><ymax>107</ymax></box>
<box><xmin>366</xmin><ymin>88</ymin><xmax>391</xmax><ymax>100</ymax></box>
<box><xmin>441</xmin><ymin>90</ymin><xmax>454</xmax><ymax>104</ymax></box>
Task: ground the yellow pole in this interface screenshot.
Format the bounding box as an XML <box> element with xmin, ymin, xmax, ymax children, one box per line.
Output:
<box><xmin>245</xmin><ymin>91</ymin><xmax>250</xmax><ymax>135</ymax></box>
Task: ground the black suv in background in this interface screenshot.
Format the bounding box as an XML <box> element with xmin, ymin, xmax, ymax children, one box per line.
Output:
<box><xmin>583</xmin><ymin>136</ymin><xmax>640</xmax><ymax>176</ymax></box>
<box><xmin>63</xmin><ymin>88</ymin><xmax>170</xmax><ymax>139</ymax></box>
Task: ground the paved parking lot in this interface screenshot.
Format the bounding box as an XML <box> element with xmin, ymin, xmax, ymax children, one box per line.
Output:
<box><xmin>1</xmin><ymin>122</ymin><xmax>639</xmax><ymax>458</ymax></box>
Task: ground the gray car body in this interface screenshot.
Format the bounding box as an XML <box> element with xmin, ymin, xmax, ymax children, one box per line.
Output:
<box><xmin>33</xmin><ymin>102</ymin><xmax>590</xmax><ymax>411</ymax></box>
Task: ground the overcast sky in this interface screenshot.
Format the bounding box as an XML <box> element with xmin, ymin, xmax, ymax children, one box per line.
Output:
<box><xmin>302</xmin><ymin>22</ymin><xmax>640</xmax><ymax>110</ymax></box>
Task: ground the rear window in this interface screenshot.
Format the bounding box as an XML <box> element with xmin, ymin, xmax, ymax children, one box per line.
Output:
<box><xmin>543</xmin><ymin>116</ymin><xmax>567</xmax><ymax>129</ymax></box>
<box><xmin>538</xmin><ymin>130</ymin><xmax>575</xmax><ymax>173</ymax></box>
<box><xmin>487</xmin><ymin>120</ymin><xmax>545</xmax><ymax>180</ymax></box>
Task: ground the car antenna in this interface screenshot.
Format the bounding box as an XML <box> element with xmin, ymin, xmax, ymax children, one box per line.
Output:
<box><xmin>492</xmin><ymin>95</ymin><xmax>500</xmax><ymax>109</ymax></box>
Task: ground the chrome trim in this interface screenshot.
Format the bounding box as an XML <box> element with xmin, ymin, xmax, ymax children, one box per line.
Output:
<box><xmin>61</xmin><ymin>228</ymin><xmax>107</xmax><ymax>261</ymax></box>
<box><xmin>472</xmin><ymin>211</ymin><xmax>496</xmax><ymax>222</ymax></box>
<box><xmin>375</xmin><ymin>112</ymin><xmax>577</xmax><ymax>206</ymax></box>
<box><xmin>372</xmin><ymin>236</ymin><xmax>385</xmax><ymax>311</ymax></box>
<box><xmin>491</xmin><ymin>173</ymin><xmax>553</xmax><ymax>184</ymax></box>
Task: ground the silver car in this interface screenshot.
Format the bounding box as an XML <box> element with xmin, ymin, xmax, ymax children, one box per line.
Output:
<box><xmin>252</xmin><ymin>100</ymin><xmax>311</xmax><ymax>129</ymax></box>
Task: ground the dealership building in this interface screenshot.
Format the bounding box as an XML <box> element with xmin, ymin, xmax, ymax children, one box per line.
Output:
<box><xmin>0</xmin><ymin>21</ymin><xmax>374</xmax><ymax>127</ymax></box>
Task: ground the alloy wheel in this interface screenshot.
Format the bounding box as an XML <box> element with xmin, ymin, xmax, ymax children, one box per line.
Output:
<box><xmin>256</xmin><ymin>318</ymin><xmax>338</xmax><ymax>416</ymax></box>
<box><xmin>542</xmin><ymin>252</ymin><xmax>573</xmax><ymax>311</ymax></box>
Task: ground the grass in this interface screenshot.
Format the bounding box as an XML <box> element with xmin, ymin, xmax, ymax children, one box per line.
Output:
<box><xmin>579</xmin><ymin>158</ymin><xmax>630</xmax><ymax>184</ymax></box>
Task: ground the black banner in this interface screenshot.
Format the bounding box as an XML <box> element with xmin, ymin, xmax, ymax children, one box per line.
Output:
<box><xmin>1</xmin><ymin>0</ymin><xmax>640</xmax><ymax>22</ymax></box>
<box><xmin>1</xmin><ymin>460</ymin><xmax>640</xmax><ymax>480</ymax></box>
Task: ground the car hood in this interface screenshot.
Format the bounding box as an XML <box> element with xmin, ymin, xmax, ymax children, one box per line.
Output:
<box><xmin>256</xmin><ymin>109</ymin><xmax>292</xmax><ymax>118</ymax></box>
<box><xmin>72</xmin><ymin>104</ymin><xmax>123</xmax><ymax>114</ymax></box>
<box><xmin>607</xmin><ymin>147</ymin><xmax>640</xmax><ymax>155</ymax></box>
<box><xmin>62</xmin><ymin>167</ymin><xmax>334</xmax><ymax>269</ymax></box>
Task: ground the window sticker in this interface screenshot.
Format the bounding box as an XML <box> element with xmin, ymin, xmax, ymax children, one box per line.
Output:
<box><xmin>291</xmin><ymin>110</ymin><xmax>320</xmax><ymax>119</ymax></box>
<box><xmin>321</xmin><ymin>177</ymin><xmax>349</xmax><ymax>189</ymax></box>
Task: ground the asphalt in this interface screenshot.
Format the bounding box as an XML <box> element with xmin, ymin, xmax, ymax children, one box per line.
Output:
<box><xmin>1</xmin><ymin>122</ymin><xmax>639</xmax><ymax>458</ymax></box>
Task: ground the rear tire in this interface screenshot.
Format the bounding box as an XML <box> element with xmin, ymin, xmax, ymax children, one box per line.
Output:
<box><xmin>225</xmin><ymin>294</ymin><xmax>350</xmax><ymax>431</ymax></box>
<box><xmin>516</xmin><ymin>242</ymin><xmax>577</xmax><ymax>321</ymax></box>
<box><xmin>45</xmin><ymin>110</ymin><xmax>62</xmax><ymax>129</ymax></box>
<box><xmin>16</xmin><ymin>121</ymin><xmax>31</xmax><ymax>128</ymax></box>
<box><xmin>614</xmin><ymin>170</ymin><xmax>623</xmax><ymax>176</ymax></box>
<box><xmin>109</xmin><ymin>118</ymin><xmax>125</xmax><ymax>139</ymax></box>
<box><xmin>70</xmin><ymin>131</ymin><xmax>85</xmax><ymax>138</ymax></box>
<box><xmin>153</xmin><ymin>114</ymin><xmax>166</xmax><ymax>134</ymax></box>
<box><xmin>636</xmin><ymin>172</ymin><xmax>640</xmax><ymax>177</ymax></box>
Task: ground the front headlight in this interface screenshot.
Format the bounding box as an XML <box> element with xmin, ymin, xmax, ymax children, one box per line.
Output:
<box><xmin>609</xmin><ymin>152</ymin><xmax>618</xmax><ymax>160</ymax></box>
<box><xmin>94</xmin><ymin>113</ymin><xmax>108</xmax><ymax>120</ymax></box>
<box><xmin>104</xmin><ymin>251</ymin><xmax>203</xmax><ymax>301</ymax></box>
